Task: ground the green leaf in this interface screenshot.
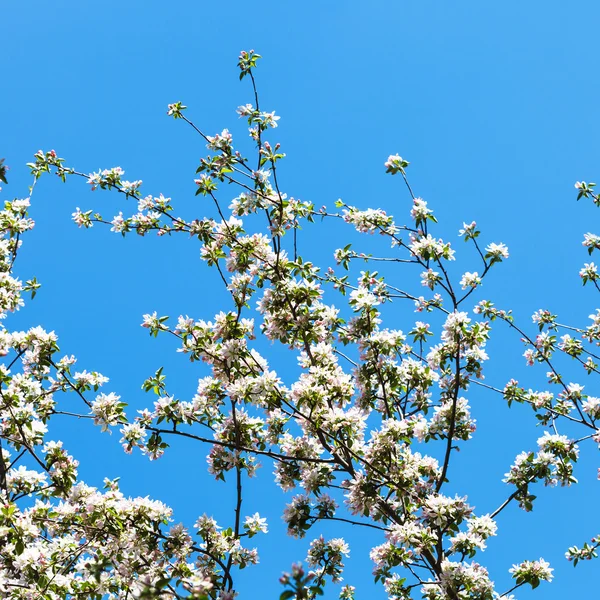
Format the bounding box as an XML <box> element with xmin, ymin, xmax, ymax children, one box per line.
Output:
<box><xmin>0</xmin><ymin>158</ymin><xmax>7</xmax><ymax>184</ymax></box>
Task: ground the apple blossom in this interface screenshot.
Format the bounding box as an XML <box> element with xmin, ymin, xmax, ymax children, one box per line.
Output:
<box><xmin>7</xmin><ymin>50</ymin><xmax>599</xmax><ymax>600</ymax></box>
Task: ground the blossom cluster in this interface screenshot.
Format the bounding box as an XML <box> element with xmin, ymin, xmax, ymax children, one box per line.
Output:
<box><xmin>13</xmin><ymin>49</ymin><xmax>595</xmax><ymax>600</ymax></box>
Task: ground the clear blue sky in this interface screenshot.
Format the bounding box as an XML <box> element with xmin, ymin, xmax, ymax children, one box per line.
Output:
<box><xmin>3</xmin><ymin>2</ymin><xmax>600</xmax><ymax>598</ymax></box>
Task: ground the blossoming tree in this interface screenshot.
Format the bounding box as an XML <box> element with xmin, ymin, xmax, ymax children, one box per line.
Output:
<box><xmin>0</xmin><ymin>51</ymin><xmax>598</xmax><ymax>599</ymax></box>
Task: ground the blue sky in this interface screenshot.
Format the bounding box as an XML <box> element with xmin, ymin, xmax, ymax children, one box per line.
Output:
<box><xmin>3</xmin><ymin>1</ymin><xmax>600</xmax><ymax>598</ymax></box>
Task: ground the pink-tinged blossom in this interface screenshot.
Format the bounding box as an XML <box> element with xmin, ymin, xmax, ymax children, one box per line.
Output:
<box><xmin>343</xmin><ymin>206</ymin><xmax>397</xmax><ymax>235</ymax></box>
<box><xmin>583</xmin><ymin>232</ymin><xmax>600</xmax><ymax>251</ymax></box>
<box><xmin>237</xmin><ymin>103</ymin><xmax>254</xmax><ymax>117</ymax></box>
<box><xmin>485</xmin><ymin>242</ymin><xmax>509</xmax><ymax>261</ymax></box>
<box><xmin>244</xmin><ymin>513</ymin><xmax>268</xmax><ymax>536</ymax></box>
<box><xmin>580</xmin><ymin>262</ymin><xmax>599</xmax><ymax>283</ymax></box>
<box><xmin>509</xmin><ymin>558</ymin><xmax>553</xmax><ymax>585</ymax></box>
<box><xmin>87</xmin><ymin>166</ymin><xmax>125</xmax><ymax>191</ymax></box>
<box><xmin>582</xmin><ymin>396</ymin><xmax>600</xmax><ymax>419</ymax></box>
<box><xmin>459</xmin><ymin>220</ymin><xmax>478</xmax><ymax>237</ymax></box>
<box><xmin>384</xmin><ymin>154</ymin><xmax>409</xmax><ymax>174</ymax></box>
<box><xmin>467</xmin><ymin>514</ymin><xmax>498</xmax><ymax>539</ymax></box>
<box><xmin>110</xmin><ymin>211</ymin><xmax>126</xmax><ymax>233</ymax></box>
<box><xmin>261</xmin><ymin>111</ymin><xmax>280</xmax><ymax>128</ymax></box>
<box><xmin>460</xmin><ymin>271</ymin><xmax>481</xmax><ymax>289</ymax></box>
<box><xmin>120</xmin><ymin>422</ymin><xmax>148</xmax><ymax>454</ymax></box>
<box><xmin>411</xmin><ymin>198</ymin><xmax>433</xmax><ymax>223</ymax></box>
<box><xmin>388</xmin><ymin>521</ymin><xmax>438</xmax><ymax>556</ymax></box>
<box><xmin>72</xmin><ymin>207</ymin><xmax>92</xmax><ymax>228</ymax></box>
<box><xmin>306</xmin><ymin>536</ymin><xmax>349</xmax><ymax>583</ymax></box>
<box><xmin>207</xmin><ymin>128</ymin><xmax>233</xmax><ymax>151</ymax></box>
<box><xmin>73</xmin><ymin>370</ymin><xmax>109</xmax><ymax>387</ymax></box>
<box><xmin>90</xmin><ymin>392</ymin><xmax>124</xmax><ymax>432</ymax></box>
<box><xmin>410</xmin><ymin>233</ymin><xmax>455</xmax><ymax>261</ymax></box>
<box><xmin>421</xmin><ymin>495</ymin><xmax>473</xmax><ymax>529</ymax></box>
<box><xmin>349</xmin><ymin>286</ymin><xmax>380</xmax><ymax>310</ymax></box>
<box><xmin>421</xmin><ymin>268</ymin><xmax>441</xmax><ymax>290</ymax></box>
<box><xmin>429</xmin><ymin>559</ymin><xmax>494</xmax><ymax>599</ymax></box>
